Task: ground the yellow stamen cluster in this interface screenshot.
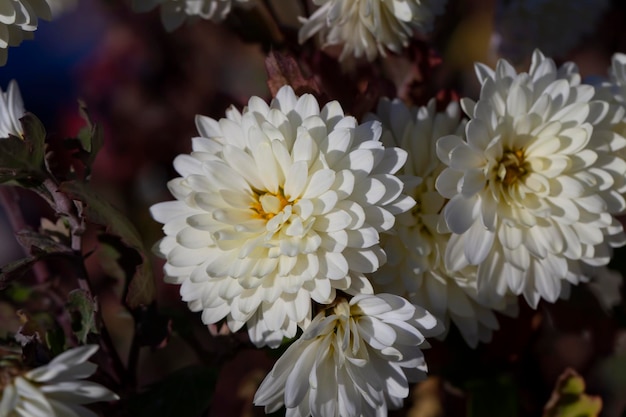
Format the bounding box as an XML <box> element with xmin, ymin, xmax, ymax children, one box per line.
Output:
<box><xmin>498</xmin><ymin>149</ymin><xmax>527</xmax><ymax>186</ymax></box>
<box><xmin>251</xmin><ymin>189</ymin><xmax>290</xmax><ymax>221</ymax></box>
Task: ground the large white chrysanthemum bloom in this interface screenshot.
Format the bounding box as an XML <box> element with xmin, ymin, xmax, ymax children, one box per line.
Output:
<box><xmin>0</xmin><ymin>80</ymin><xmax>24</xmax><ymax>138</ymax></box>
<box><xmin>493</xmin><ymin>0</ymin><xmax>610</xmax><ymax>63</ymax></box>
<box><xmin>299</xmin><ymin>0</ymin><xmax>448</xmax><ymax>61</ymax></box>
<box><xmin>150</xmin><ymin>85</ymin><xmax>414</xmax><ymax>348</ymax></box>
<box><xmin>367</xmin><ymin>98</ymin><xmax>516</xmax><ymax>347</ymax></box>
<box><xmin>132</xmin><ymin>0</ymin><xmax>252</xmax><ymax>31</ymax></box>
<box><xmin>0</xmin><ymin>345</ymin><xmax>119</xmax><ymax>417</ymax></box>
<box><xmin>254</xmin><ymin>293</ymin><xmax>440</xmax><ymax>417</ymax></box>
<box><xmin>435</xmin><ymin>50</ymin><xmax>626</xmax><ymax>308</ymax></box>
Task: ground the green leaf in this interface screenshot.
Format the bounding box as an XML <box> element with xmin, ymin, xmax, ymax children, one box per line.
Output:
<box><xmin>45</xmin><ymin>326</ymin><xmax>66</xmax><ymax>356</ymax></box>
<box><xmin>97</xmin><ymin>234</ymin><xmax>133</xmax><ymax>282</ymax></box>
<box><xmin>466</xmin><ymin>374</ymin><xmax>519</xmax><ymax>417</ymax></box>
<box><xmin>20</xmin><ymin>113</ymin><xmax>46</xmax><ymax>169</ymax></box>
<box><xmin>0</xmin><ymin>114</ymin><xmax>46</xmax><ymax>185</ymax></box>
<box><xmin>127</xmin><ymin>365</ymin><xmax>218</xmax><ymax>417</ymax></box>
<box><xmin>59</xmin><ymin>180</ymin><xmax>155</xmax><ymax>307</ymax></box>
<box><xmin>15</xmin><ymin>229</ymin><xmax>72</xmax><ymax>255</ymax></box>
<box><xmin>76</xmin><ymin>100</ymin><xmax>104</xmax><ymax>175</ymax></box>
<box><xmin>66</xmin><ymin>288</ymin><xmax>98</xmax><ymax>344</ymax></box>
<box><xmin>4</xmin><ymin>283</ymin><xmax>32</xmax><ymax>302</ymax></box>
<box><xmin>0</xmin><ymin>231</ymin><xmax>74</xmax><ymax>290</ymax></box>
<box><xmin>543</xmin><ymin>368</ymin><xmax>602</xmax><ymax>417</ymax></box>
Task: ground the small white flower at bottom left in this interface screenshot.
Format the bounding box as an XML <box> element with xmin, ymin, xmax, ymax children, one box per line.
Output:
<box><xmin>0</xmin><ymin>345</ymin><xmax>119</xmax><ymax>417</ymax></box>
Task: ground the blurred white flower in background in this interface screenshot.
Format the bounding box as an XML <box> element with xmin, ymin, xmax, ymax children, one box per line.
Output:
<box><xmin>299</xmin><ymin>0</ymin><xmax>448</xmax><ymax>61</ymax></box>
<box><xmin>367</xmin><ymin>98</ymin><xmax>517</xmax><ymax>347</ymax></box>
<box><xmin>493</xmin><ymin>0</ymin><xmax>610</xmax><ymax>63</ymax></box>
<box><xmin>594</xmin><ymin>53</ymin><xmax>626</xmax><ymax>153</ymax></box>
<box><xmin>0</xmin><ymin>80</ymin><xmax>24</xmax><ymax>138</ymax></box>
<box><xmin>132</xmin><ymin>0</ymin><xmax>252</xmax><ymax>31</ymax></box>
<box><xmin>435</xmin><ymin>50</ymin><xmax>626</xmax><ymax>308</ymax></box>
<box><xmin>254</xmin><ymin>293</ymin><xmax>441</xmax><ymax>417</ymax></box>
<box><xmin>0</xmin><ymin>345</ymin><xmax>119</xmax><ymax>417</ymax></box>
<box><xmin>150</xmin><ymin>85</ymin><xmax>414</xmax><ymax>348</ymax></box>
<box><xmin>585</xmin><ymin>265</ymin><xmax>623</xmax><ymax>312</ymax></box>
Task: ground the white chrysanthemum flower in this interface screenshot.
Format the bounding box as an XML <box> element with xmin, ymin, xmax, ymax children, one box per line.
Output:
<box><xmin>0</xmin><ymin>345</ymin><xmax>119</xmax><ymax>417</ymax></box>
<box><xmin>367</xmin><ymin>98</ymin><xmax>517</xmax><ymax>347</ymax></box>
<box><xmin>150</xmin><ymin>85</ymin><xmax>414</xmax><ymax>348</ymax></box>
<box><xmin>132</xmin><ymin>0</ymin><xmax>252</xmax><ymax>31</ymax></box>
<box><xmin>435</xmin><ymin>50</ymin><xmax>626</xmax><ymax>308</ymax></box>
<box><xmin>299</xmin><ymin>0</ymin><xmax>448</xmax><ymax>61</ymax></box>
<box><xmin>0</xmin><ymin>80</ymin><xmax>24</xmax><ymax>138</ymax></box>
<box><xmin>493</xmin><ymin>0</ymin><xmax>610</xmax><ymax>63</ymax></box>
<box><xmin>254</xmin><ymin>293</ymin><xmax>440</xmax><ymax>417</ymax></box>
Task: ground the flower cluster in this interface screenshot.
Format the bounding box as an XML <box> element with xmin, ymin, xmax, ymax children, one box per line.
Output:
<box><xmin>151</xmin><ymin>84</ymin><xmax>436</xmax><ymax>415</ymax></box>
<box><xmin>0</xmin><ymin>345</ymin><xmax>119</xmax><ymax>417</ymax></box>
<box><xmin>4</xmin><ymin>0</ymin><xmax>626</xmax><ymax>415</ymax></box>
<box><xmin>151</xmin><ymin>48</ymin><xmax>626</xmax><ymax>415</ymax></box>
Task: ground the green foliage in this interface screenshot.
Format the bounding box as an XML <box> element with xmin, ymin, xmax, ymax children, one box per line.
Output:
<box><xmin>59</xmin><ymin>181</ymin><xmax>155</xmax><ymax>307</ymax></box>
<box><xmin>3</xmin><ymin>282</ymin><xmax>32</xmax><ymax>302</ymax></box>
<box><xmin>76</xmin><ymin>100</ymin><xmax>104</xmax><ymax>178</ymax></box>
<box><xmin>45</xmin><ymin>326</ymin><xmax>66</xmax><ymax>356</ymax></box>
<box><xmin>0</xmin><ymin>230</ymin><xmax>74</xmax><ymax>290</ymax></box>
<box><xmin>127</xmin><ymin>365</ymin><xmax>218</xmax><ymax>417</ymax></box>
<box><xmin>66</xmin><ymin>288</ymin><xmax>98</xmax><ymax>344</ymax></box>
<box><xmin>543</xmin><ymin>368</ymin><xmax>602</xmax><ymax>417</ymax></box>
<box><xmin>0</xmin><ymin>114</ymin><xmax>46</xmax><ymax>185</ymax></box>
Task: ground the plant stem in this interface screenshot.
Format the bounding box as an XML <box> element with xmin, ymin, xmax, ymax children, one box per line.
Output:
<box><xmin>40</xmin><ymin>178</ymin><xmax>128</xmax><ymax>390</ymax></box>
<box><xmin>42</xmin><ymin>178</ymin><xmax>90</xmax><ymax>294</ymax></box>
<box><xmin>0</xmin><ymin>186</ymin><xmax>48</xmax><ymax>283</ymax></box>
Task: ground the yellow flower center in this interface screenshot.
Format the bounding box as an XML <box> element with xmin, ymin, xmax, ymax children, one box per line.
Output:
<box><xmin>251</xmin><ymin>189</ymin><xmax>290</xmax><ymax>220</ymax></box>
<box><xmin>497</xmin><ymin>149</ymin><xmax>527</xmax><ymax>186</ymax></box>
